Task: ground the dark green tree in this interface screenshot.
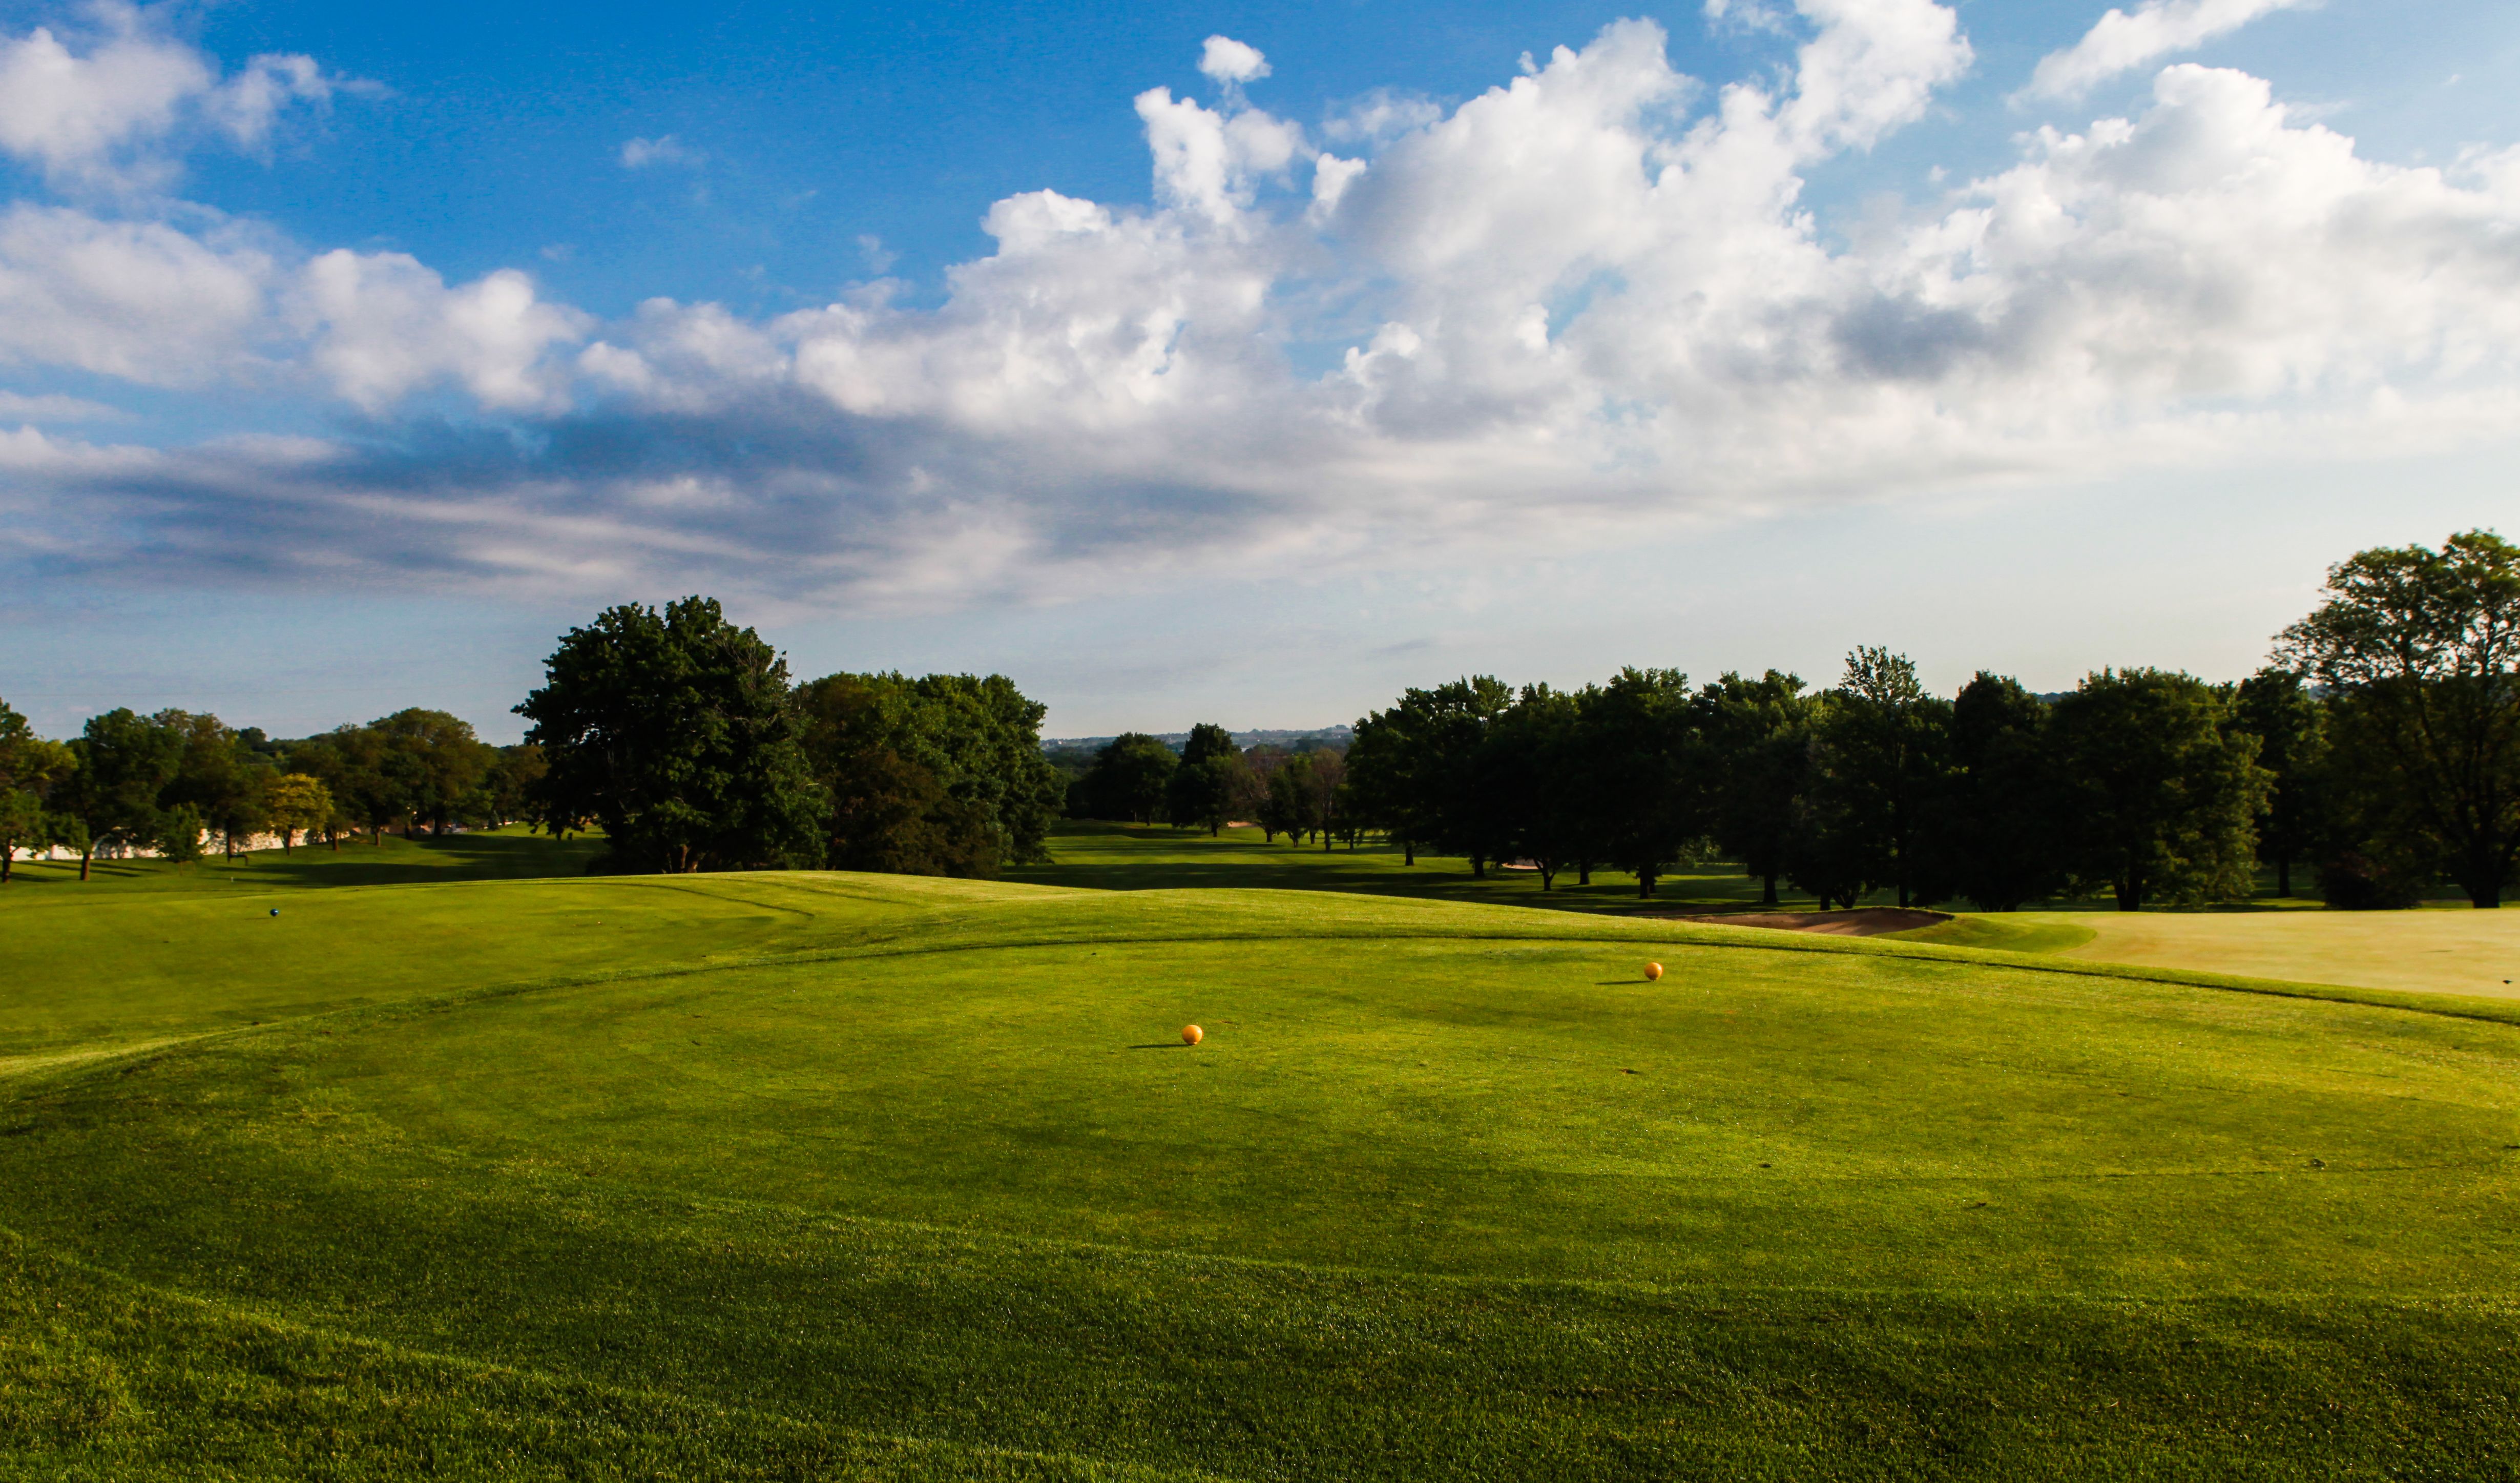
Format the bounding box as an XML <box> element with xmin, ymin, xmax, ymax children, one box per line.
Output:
<box><xmin>2049</xmin><ymin>669</ymin><xmax>2268</xmax><ymax>911</ymax></box>
<box><xmin>0</xmin><ymin>698</ymin><xmax>74</xmax><ymax>884</ymax></box>
<box><xmin>156</xmin><ymin>709</ymin><xmax>273</xmax><ymax>860</ymax></box>
<box><xmin>795</xmin><ymin>672</ymin><xmax>1050</xmax><ymax>877</ymax></box>
<box><xmin>482</xmin><ymin>745</ymin><xmax>548</xmax><ymax>828</ymax></box>
<box><xmin>1167</xmin><ymin>723</ymin><xmax>1245</xmax><ymax>835</ymax></box>
<box><xmin>1416</xmin><ymin>678</ymin><xmax>1516</xmax><ymax>875</ymax></box>
<box><xmin>518</xmin><ymin>597</ymin><xmax>825</xmax><ymax>873</ymax></box>
<box><xmin>1572</xmin><ymin>668</ymin><xmax>1703</xmax><ymax>898</ymax></box>
<box><xmin>373</xmin><ymin>709</ymin><xmax>496</xmax><ymax>837</ymax></box>
<box><xmin>1937</xmin><ymin>673</ymin><xmax>2063</xmax><ymax>911</ymax></box>
<box><xmin>1695</xmin><ymin>671</ymin><xmax>1813</xmax><ymax>906</ymax></box>
<box><xmin>2231</xmin><ymin>666</ymin><xmax>2329</xmax><ymax>899</ymax></box>
<box><xmin>1801</xmin><ymin>649</ymin><xmax>1953</xmax><ymax>908</ymax></box>
<box><xmin>1262</xmin><ymin>752</ymin><xmax>1315</xmax><ymax>845</ymax></box>
<box><xmin>288</xmin><ymin>726</ymin><xmax>403</xmax><ymax>845</ymax></box>
<box><xmin>1479</xmin><ymin>685</ymin><xmax>1585</xmax><ymax>889</ymax></box>
<box><xmin>60</xmin><ymin>708</ymin><xmax>184</xmax><ymax>880</ymax></box>
<box><xmin>1076</xmin><ymin>734</ymin><xmax>1178</xmax><ymax>823</ymax></box>
<box><xmin>2277</xmin><ymin>530</ymin><xmax>2520</xmax><ymax>907</ymax></box>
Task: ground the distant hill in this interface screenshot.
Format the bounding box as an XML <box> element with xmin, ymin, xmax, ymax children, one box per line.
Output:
<box><xmin>1043</xmin><ymin>725</ymin><xmax>1353</xmax><ymax>756</ymax></box>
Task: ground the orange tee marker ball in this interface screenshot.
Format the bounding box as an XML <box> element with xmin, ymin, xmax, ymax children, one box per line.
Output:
<box><xmin>1182</xmin><ymin>1024</ymin><xmax>1205</xmax><ymax>1045</ymax></box>
<box><xmin>1644</xmin><ymin>962</ymin><xmax>1664</xmax><ymax>981</ymax></box>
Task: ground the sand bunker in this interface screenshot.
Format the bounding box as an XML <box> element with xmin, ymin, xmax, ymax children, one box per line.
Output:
<box><xmin>1668</xmin><ymin>908</ymin><xmax>1950</xmax><ymax>937</ymax></box>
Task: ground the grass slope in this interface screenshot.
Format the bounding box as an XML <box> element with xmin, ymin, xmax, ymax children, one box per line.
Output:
<box><xmin>6</xmin><ymin>875</ymin><xmax>2520</xmax><ymax>1478</ymax></box>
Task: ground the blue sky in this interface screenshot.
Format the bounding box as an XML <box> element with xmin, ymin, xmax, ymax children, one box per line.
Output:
<box><xmin>2</xmin><ymin>0</ymin><xmax>2517</xmax><ymax>741</ymax></box>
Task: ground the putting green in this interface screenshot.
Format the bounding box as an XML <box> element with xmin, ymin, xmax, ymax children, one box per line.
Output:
<box><xmin>2019</xmin><ymin>908</ymin><xmax>2520</xmax><ymax>1000</ymax></box>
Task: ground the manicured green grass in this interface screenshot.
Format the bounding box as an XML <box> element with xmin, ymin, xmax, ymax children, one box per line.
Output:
<box><xmin>1008</xmin><ymin>818</ymin><xmax>1814</xmax><ymax>914</ymax></box>
<box><xmin>6</xmin><ymin>872</ymin><xmax>2519</xmax><ymax>1478</ymax></box>
<box><xmin>1887</xmin><ymin>914</ymin><xmax>2099</xmax><ymax>955</ymax></box>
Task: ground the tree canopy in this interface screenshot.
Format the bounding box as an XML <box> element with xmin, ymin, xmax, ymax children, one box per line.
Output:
<box><xmin>2278</xmin><ymin>529</ymin><xmax>2520</xmax><ymax>908</ymax></box>
<box><xmin>518</xmin><ymin>597</ymin><xmax>825</xmax><ymax>873</ymax></box>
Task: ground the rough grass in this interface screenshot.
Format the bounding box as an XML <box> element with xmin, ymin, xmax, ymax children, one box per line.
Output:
<box><xmin>7</xmin><ymin>871</ymin><xmax>2520</xmax><ymax>1478</ymax></box>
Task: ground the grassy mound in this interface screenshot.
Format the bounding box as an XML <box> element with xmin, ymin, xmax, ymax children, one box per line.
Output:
<box><xmin>5</xmin><ymin>875</ymin><xmax>2518</xmax><ymax>1478</ymax></box>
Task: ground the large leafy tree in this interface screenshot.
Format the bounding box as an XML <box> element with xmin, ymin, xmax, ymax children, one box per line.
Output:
<box><xmin>1938</xmin><ymin>673</ymin><xmax>2063</xmax><ymax>911</ymax></box>
<box><xmin>1694</xmin><ymin>671</ymin><xmax>1812</xmax><ymax>907</ymax></box>
<box><xmin>1167</xmin><ymin>723</ymin><xmax>1245</xmax><ymax>836</ymax></box>
<box><xmin>1571</xmin><ymin>668</ymin><xmax>1704</xmax><ymax>898</ymax></box>
<box><xmin>796</xmin><ymin>671</ymin><xmax>1061</xmax><ymax>876</ymax></box>
<box><xmin>374</xmin><ymin>709</ymin><xmax>497</xmax><ymax>837</ymax></box>
<box><xmin>2231</xmin><ymin>666</ymin><xmax>2329</xmax><ymax>899</ymax></box>
<box><xmin>518</xmin><ymin>597</ymin><xmax>825</xmax><ymax>873</ymax></box>
<box><xmin>1477</xmin><ymin>685</ymin><xmax>1585</xmax><ymax>889</ymax></box>
<box><xmin>0</xmin><ymin>697</ymin><xmax>74</xmax><ymax>884</ymax></box>
<box><xmin>288</xmin><ymin>726</ymin><xmax>404</xmax><ymax>845</ymax></box>
<box><xmin>1075</xmin><ymin>734</ymin><xmax>1178</xmax><ymax>823</ymax></box>
<box><xmin>2049</xmin><ymin>669</ymin><xmax>2268</xmax><ymax>911</ymax></box>
<box><xmin>156</xmin><ymin>709</ymin><xmax>272</xmax><ymax>860</ymax></box>
<box><xmin>1417</xmin><ymin>678</ymin><xmax>1519</xmax><ymax>874</ymax></box>
<box><xmin>799</xmin><ymin>674</ymin><xmax>998</xmax><ymax>877</ymax></box>
<box><xmin>1801</xmin><ymin>649</ymin><xmax>1953</xmax><ymax>908</ymax></box>
<box><xmin>1262</xmin><ymin>752</ymin><xmax>1316</xmax><ymax>845</ymax></box>
<box><xmin>2277</xmin><ymin>530</ymin><xmax>2520</xmax><ymax>907</ymax></box>
<box><xmin>59</xmin><ymin>709</ymin><xmax>184</xmax><ymax>880</ymax></box>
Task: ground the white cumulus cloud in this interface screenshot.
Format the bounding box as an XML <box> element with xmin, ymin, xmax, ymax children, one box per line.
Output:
<box><xmin>10</xmin><ymin>0</ymin><xmax>2520</xmax><ymax>616</ymax></box>
<box><xmin>1198</xmin><ymin>36</ymin><xmax>1270</xmax><ymax>86</ymax></box>
<box><xmin>0</xmin><ymin>2</ymin><xmax>337</xmax><ymax>192</ymax></box>
<box><xmin>2021</xmin><ymin>0</ymin><xmax>2308</xmax><ymax>102</ymax></box>
<box><xmin>293</xmin><ymin>251</ymin><xmax>590</xmax><ymax>413</ymax></box>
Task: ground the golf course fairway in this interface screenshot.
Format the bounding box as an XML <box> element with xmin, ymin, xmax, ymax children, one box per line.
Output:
<box><xmin>5</xmin><ymin>871</ymin><xmax>2518</xmax><ymax>1478</ymax></box>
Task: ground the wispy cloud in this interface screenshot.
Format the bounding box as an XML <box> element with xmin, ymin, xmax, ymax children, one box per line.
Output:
<box><xmin>618</xmin><ymin>134</ymin><xmax>701</xmax><ymax>169</ymax></box>
<box><xmin>2019</xmin><ymin>0</ymin><xmax>2308</xmax><ymax>102</ymax></box>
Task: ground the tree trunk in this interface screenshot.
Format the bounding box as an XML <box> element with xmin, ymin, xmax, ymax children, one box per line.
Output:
<box><xmin>1761</xmin><ymin>871</ymin><xmax>1779</xmax><ymax>907</ymax></box>
<box><xmin>329</xmin><ymin>828</ymin><xmax>340</xmax><ymax>852</ymax></box>
<box><xmin>2114</xmin><ymin>877</ymin><xmax>2143</xmax><ymax>912</ymax></box>
<box><xmin>1470</xmin><ymin>854</ymin><xmax>1486</xmax><ymax>878</ymax></box>
<box><xmin>1539</xmin><ymin>862</ymin><xmax>1555</xmax><ymax>891</ymax></box>
<box><xmin>1404</xmin><ymin>839</ymin><xmax>1414</xmax><ymax>866</ymax></box>
<box><xmin>1637</xmin><ymin>868</ymin><xmax>1657</xmax><ymax>899</ymax></box>
<box><xmin>1322</xmin><ymin>830</ymin><xmax>1331</xmax><ymax>852</ymax></box>
<box><xmin>79</xmin><ymin>843</ymin><xmax>94</xmax><ymax>880</ymax></box>
<box><xmin>2276</xmin><ymin>853</ymin><xmax>2290</xmax><ymax>898</ymax></box>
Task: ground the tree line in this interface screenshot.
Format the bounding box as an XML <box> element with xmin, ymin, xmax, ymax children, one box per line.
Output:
<box><xmin>513</xmin><ymin>597</ymin><xmax>1065</xmax><ymax>874</ymax></box>
<box><xmin>1066</xmin><ymin>530</ymin><xmax>2520</xmax><ymax>910</ymax></box>
<box><xmin>2</xmin><ymin>597</ymin><xmax>1066</xmax><ymax>881</ymax></box>
<box><xmin>1065</xmin><ymin>724</ymin><xmax>1355</xmax><ymax>846</ymax></box>
<box><xmin>0</xmin><ymin>701</ymin><xmax>541</xmax><ymax>881</ymax></box>
<box><xmin>9</xmin><ymin>532</ymin><xmax>2513</xmax><ymax>902</ymax></box>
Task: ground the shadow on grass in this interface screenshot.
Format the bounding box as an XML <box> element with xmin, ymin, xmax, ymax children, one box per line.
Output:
<box><xmin>7</xmin><ymin>829</ymin><xmax>608</xmax><ymax>894</ymax></box>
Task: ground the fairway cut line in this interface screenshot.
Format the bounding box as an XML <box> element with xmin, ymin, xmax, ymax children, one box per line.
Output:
<box><xmin>0</xmin><ymin>1035</ymin><xmax>219</xmax><ymax>1083</ymax></box>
